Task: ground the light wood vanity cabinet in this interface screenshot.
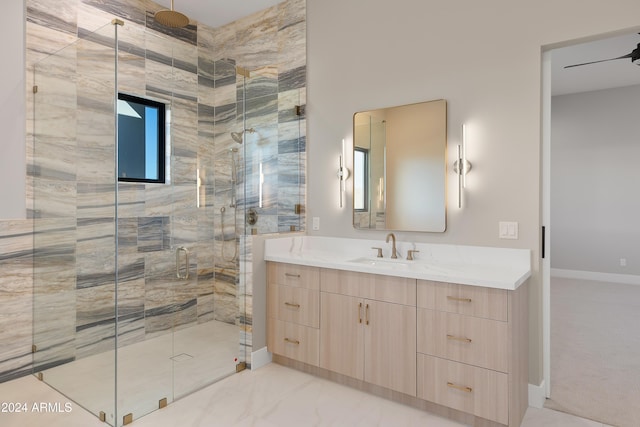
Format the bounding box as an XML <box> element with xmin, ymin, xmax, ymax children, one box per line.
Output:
<box><xmin>319</xmin><ymin>269</ymin><xmax>417</xmax><ymax>396</ymax></box>
<box><xmin>267</xmin><ymin>262</ymin><xmax>528</xmax><ymax>427</ymax></box>
<box><xmin>266</xmin><ymin>263</ymin><xmax>320</xmax><ymax>366</ymax></box>
<box><xmin>416</xmin><ymin>280</ymin><xmax>529</xmax><ymax>427</ymax></box>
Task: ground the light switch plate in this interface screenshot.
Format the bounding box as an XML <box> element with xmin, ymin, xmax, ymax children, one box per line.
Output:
<box><xmin>499</xmin><ymin>221</ymin><xmax>518</xmax><ymax>239</ymax></box>
<box><xmin>312</xmin><ymin>217</ymin><xmax>320</xmax><ymax>231</ymax></box>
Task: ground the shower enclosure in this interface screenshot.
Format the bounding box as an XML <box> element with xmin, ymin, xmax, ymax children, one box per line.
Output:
<box><xmin>31</xmin><ymin>21</ymin><xmax>248</xmax><ymax>426</ymax></box>
<box><xmin>28</xmin><ymin>0</ymin><xmax>306</xmax><ymax>422</ymax></box>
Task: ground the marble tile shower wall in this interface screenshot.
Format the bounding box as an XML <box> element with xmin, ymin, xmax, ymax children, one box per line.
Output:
<box><xmin>0</xmin><ymin>0</ymin><xmax>306</xmax><ymax>382</ymax></box>
<box><xmin>0</xmin><ymin>221</ymin><xmax>34</xmax><ymax>382</ymax></box>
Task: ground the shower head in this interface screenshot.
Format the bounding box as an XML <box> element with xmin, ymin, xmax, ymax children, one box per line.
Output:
<box><xmin>155</xmin><ymin>0</ymin><xmax>189</xmax><ymax>28</ymax></box>
<box><xmin>230</xmin><ymin>128</ymin><xmax>255</xmax><ymax>144</ymax></box>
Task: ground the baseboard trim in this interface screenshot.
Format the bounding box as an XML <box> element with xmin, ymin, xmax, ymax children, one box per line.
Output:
<box><xmin>528</xmin><ymin>381</ymin><xmax>546</xmax><ymax>408</ymax></box>
<box><xmin>250</xmin><ymin>347</ymin><xmax>272</xmax><ymax>370</ymax></box>
<box><xmin>551</xmin><ymin>268</ymin><xmax>640</xmax><ymax>286</ymax></box>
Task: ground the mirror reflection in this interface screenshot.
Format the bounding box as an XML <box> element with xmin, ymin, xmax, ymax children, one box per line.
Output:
<box><xmin>353</xmin><ymin>99</ymin><xmax>447</xmax><ymax>232</ymax></box>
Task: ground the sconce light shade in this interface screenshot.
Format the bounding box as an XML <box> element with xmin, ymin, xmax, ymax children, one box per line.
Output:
<box><xmin>453</xmin><ymin>154</ymin><xmax>472</xmax><ymax>176</ymax></box>
<box><xmin>338</xmin><ymin>159</ymin><xmax>350</xmax><ymax>181</ymax></box>
<box><xmin>454</xmin><ymin>124</ymin><xmax>472</xmax><ymax>208</ymax></box>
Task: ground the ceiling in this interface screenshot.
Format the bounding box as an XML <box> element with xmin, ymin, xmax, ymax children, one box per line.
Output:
<box><xmin>155</xmin><ymin>2</ymin><xmax>640</xmax><ymax>97</ymax></box>
<box><xmin>551</xmin><ymin>32</ymin><xmax>640</xmax><ymax>96</ymax></box>
<box><xmin>154</xmin><ymin>0</ymin><xmax>283</xmax><ymax>29</ymax></box>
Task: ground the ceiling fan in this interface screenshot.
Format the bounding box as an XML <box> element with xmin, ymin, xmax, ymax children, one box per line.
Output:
<box><xmin>565</xmin><ymin>40</ymin><xmax>640</xmax><ymax>69</ymax></box>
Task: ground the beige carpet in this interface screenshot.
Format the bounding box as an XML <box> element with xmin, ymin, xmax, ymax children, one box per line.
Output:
<box><xmin>546</xmin><ymin>276</ymin><xmax>640</xmax><ymax>427</ymax></box>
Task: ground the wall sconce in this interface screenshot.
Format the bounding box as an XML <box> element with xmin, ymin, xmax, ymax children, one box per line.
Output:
<box><xmin>338</xmin><ymin>139</ymin><xmax>350</xmax><ymax>208</ymax></box>
<box><xmin>453</xmin><ymin>124</ymin><xmax>472</xmax><ymax>208</ymax></box>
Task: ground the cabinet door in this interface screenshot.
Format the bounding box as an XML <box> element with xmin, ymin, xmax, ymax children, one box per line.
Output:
<box><xmin>320</xmin><ymin>292</ymin><xmax>364</xmax><ymax>380</ymax></box>
<box><xmin>364</xmin><ymin>300</ymin><xmax>417</xmax><ymax>396</ymax></box>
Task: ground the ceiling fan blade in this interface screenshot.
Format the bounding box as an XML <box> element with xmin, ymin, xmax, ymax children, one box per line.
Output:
<box><xmin>564</xmin><ymin>53</ymin><xmax>633</xmax><ymax>68</ymax></box>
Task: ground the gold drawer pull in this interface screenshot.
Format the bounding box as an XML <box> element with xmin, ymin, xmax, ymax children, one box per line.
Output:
<box><xmin>365</xmin><ymin>304</ymin><xmax>370</xmax><ymax>325</ymax></box>
<box><xmin>447</xmin><ymin>334</ymin><xmax>472</xmax><ymax>343</ymax></box>
<box><xmin>284</xmin><ymin>338</ymin><xmax>300</xmax><ymax>345</ymax></box>
<box><xmin>284</xmin><ymin>302</ymin><xmax>301</xmax><ymax>308</ymax></box>
<box><xmin>358</xmin><ymin>302</ymin><xmax>363</xmax><ymax>323</ymax></box>
<box><xmin>447</xmin><ymin>382</ymin><xmax>473</xmax><ymax>393</ymax></box>
<box><xmin>285</xmin><ymin>273</ymin><xmax>301</xmax><ymax>278</ymax></box>
<box><xmin>447</xmin><ymin>296</ymin><xmax>472</xmax><ymax>303</ymax></box>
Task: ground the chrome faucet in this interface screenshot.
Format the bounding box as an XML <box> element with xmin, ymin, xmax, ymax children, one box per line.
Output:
<box><xmin>385</xmin><ymin>233</ymin><xmax>397</xmax><ymax>259</ymax></box>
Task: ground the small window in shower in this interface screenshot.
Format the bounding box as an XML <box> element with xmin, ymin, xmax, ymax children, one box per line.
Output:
<box><xmin>117</xmin><ymin>93</ymin><xmax>166</xmax><ymax>183</ymax></box>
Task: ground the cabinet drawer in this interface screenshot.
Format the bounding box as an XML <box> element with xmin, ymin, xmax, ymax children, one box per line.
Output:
<box><xmin>267</xmin><ymin>283</ymin><xmax>319</xmax><ymax>328</ymax></box>
<box><xmin>417</xmin><ymin>354</ymin><xmax>508</xmax><ymax>425</ymax></box>
<box><xmin>417</xmin><ymin>280</ymin><xmax>507</xmax><ymax>321</ymax></box>
<box><xmin>417</xmin><ymin>309</ymin><xmax>508</xmax><ymax>372</ymax></box>
<box><xmin>321</xmin><ymin>268</ymin><xmax>416</xmax><ymax>306</ymax></box>
<box><xmin>267</xmin><ymin>319</ymin><xmax>319</xmax><ymax>366</ymax></box>
<box><xmin>268</xmin><ymin>262</ymin><xmax>320</xmax><ymax>290</ymax></box>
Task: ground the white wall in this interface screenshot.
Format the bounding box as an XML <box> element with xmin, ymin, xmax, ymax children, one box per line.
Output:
<box><xmin>551</xmin><ymin>85</ymin><xmax>640</xmax><ymax>276</ymax></box>
<box><xmin>306</xmin><ymin>0</ymin><xmax>640</xmax><ymax>384</ymax></box>
<box><xmin>1</xmin><ymin>1</ymin><xmax>25</xmax><ymax>219</ymax></box>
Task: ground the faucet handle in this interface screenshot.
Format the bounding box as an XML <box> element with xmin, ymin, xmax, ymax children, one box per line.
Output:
<box><xmin>406</xmin><ymin>249</ymin><xmax>420</xmax><ymax>261</ymax></box>
<box><xmin>371</xmin><ymin>247</ymin><xmax>383</xmax><ymax>258</ymax></box>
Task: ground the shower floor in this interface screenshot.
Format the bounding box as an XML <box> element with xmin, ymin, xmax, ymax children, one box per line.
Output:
<box><xmin>40</xmin><ymin>320</ymin><xmax>239</xmax><ymax>426</ymax></box>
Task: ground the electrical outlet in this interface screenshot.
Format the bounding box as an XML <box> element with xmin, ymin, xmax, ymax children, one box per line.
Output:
<box><xmin>620</xmin><ymin>258</ymin><xmax>627</xmax><ymax>267</ymax></box>
<box><xmin>312</xmin><ymin>217</ymin><xmax>320</xmax><ymax>231</ymax></box>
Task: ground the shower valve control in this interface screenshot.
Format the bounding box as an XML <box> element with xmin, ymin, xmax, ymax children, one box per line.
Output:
<box><xmin>247</xmin><ymin>208</ymin><xmax>258</xmax><ymax>226</ymax></box>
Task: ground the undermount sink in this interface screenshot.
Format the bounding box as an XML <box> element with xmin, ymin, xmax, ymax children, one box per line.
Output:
<box><xmin>347</xmin><ymin>257</ymin><xmax>458</xmax><ymax>275</ymax></box>
<box><xmin>347</xmin><ymin>257</ymin><xmax>410</xmax><ymax>268</ymax></box>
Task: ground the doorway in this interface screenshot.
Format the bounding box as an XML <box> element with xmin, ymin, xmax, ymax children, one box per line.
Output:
<box><xmin>542</xmin><ymin>30</ymin><xmax>640</xmax><ymax>426</ymax></box>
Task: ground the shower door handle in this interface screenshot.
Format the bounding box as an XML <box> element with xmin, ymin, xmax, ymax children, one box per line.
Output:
<box><xmin>176</xmin><ymin>246</ymin><xmax>190</xmax><ymax>279</ymax></box>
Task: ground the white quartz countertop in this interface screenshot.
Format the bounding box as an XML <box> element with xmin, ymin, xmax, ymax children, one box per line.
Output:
<box><xmin>264</xmin><ymin>236</ymin><xmax>531</xmax><ymax>290</ymax></box>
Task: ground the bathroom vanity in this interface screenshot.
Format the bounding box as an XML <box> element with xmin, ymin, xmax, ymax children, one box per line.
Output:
<box><xmin>265</xmin><ymin>236</ymin><xmax>531</xmax><ymax>427</ymax></box>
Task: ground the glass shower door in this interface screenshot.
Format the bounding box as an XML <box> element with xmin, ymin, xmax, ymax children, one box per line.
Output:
<box><xmin>114</xmin><ymin>27</ymin><xmax>241</xmax><ymax>424</ymax></box>
<box><xmin>166</xmin><ymin>43</ymin><xmax>241</xmax><ymax>402</ymax></box>
<box><xmin>114</xmin><ymin>27</ymin><xmax>187</xmax><ymax>424</ymax></box>
<box><xmin>32</xmin><ymin>21</ymin><xmax>118</xmax><ymax>424</ymax></box>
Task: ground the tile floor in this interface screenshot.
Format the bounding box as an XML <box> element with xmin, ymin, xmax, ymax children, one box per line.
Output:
<box><xmin>24</xmin><ymin>320</ymin><xmax>238</xmax><ymax>425</ymax></box>
<box><xmin>0</xmin><ymin>363</ymin><xmax>614</xmax><ymax>427</ymax></box>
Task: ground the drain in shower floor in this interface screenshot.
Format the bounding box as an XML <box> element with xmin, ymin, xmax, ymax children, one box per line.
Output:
<box><xmin>170</xmin><ymin>353</ymin><xmax>194</xmax><ymax>362</ymax></box>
